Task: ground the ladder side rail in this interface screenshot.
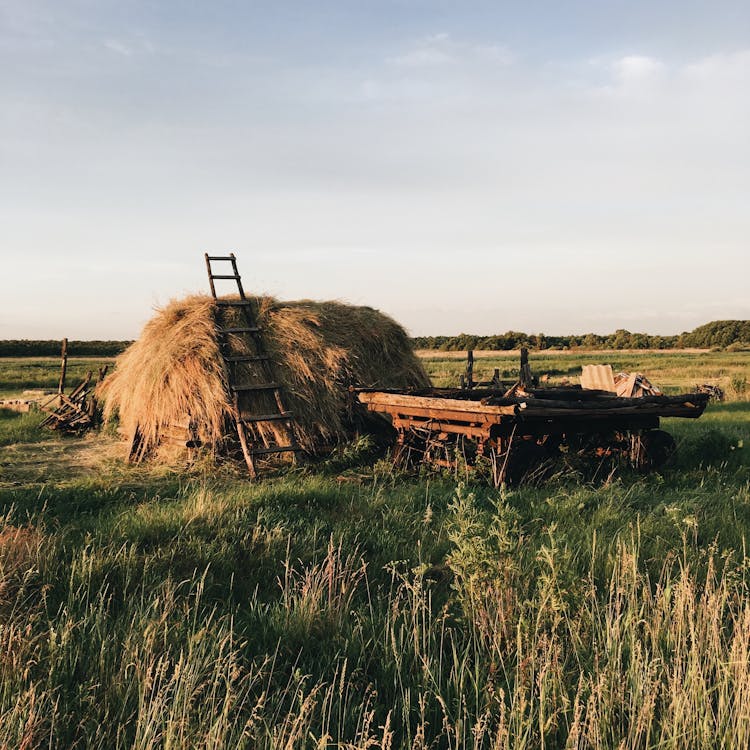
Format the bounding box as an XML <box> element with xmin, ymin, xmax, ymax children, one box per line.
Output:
<box><xmin>229</xmin><ymin>253</ymin><xmax>247</xmax><ymax>299</ymax></box>
<box><xmin>204</xmin><ymin>254</ymin><xmax>217</xmax><ymax>298</ymax></box>
<box><xmin>233</xmin><ymin>390</ymin><xmax>257</xmax><ymax>477</ymax></box>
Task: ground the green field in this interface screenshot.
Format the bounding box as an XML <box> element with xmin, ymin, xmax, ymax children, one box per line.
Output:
<box><xmin>0</xmin><ymin>357</ymin><xmax>115</xmax><ymax>398</ymax></box>
<box><xmin>420</xmin><ymin>349</ymin><xmax>750</xmax><ymax>396</ymax></box>
<box><xmin>1</xmin><ymin>352</ymin><xmax>749</xmax><ymax>748</ymax></box>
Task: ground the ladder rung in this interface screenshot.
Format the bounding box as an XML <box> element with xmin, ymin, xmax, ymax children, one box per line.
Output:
<box><xmin>211</xmin><ymin>274</ymin><xmax>240</xmax><ymax>280</ymax></box>
<box><xmin>220</xmin><ymin>327</ymin><xmax>260</xmax><ymax>334</ymax></box>
<box><xmin>215</xmin><ymin>299</ymin><xmax>252</xmax><ymax>306</ymax></box>
<box><xmin>241</xmin><ymin>412</ymin><xmax>293</xmax><ymax>423</ymax></box>
<box><xmin>232</xmin><ymin>383</ymin><xmax>280</xmax><ymax>392</ymax></box>
<box><xmin>224</xmin><ymin>355</ymin><xmax>269</xmax><ymax>363</ymax></box>
<box><xmin>249</xmin><ymin>445</ymin><xmax>297</xmax><ymax>456</ymax></box>
<box><xmin>206</xmin><ymin>255</ymin><xmax>235</xmax><ymax>261</ymax></box>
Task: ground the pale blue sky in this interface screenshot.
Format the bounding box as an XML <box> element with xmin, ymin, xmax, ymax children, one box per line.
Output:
<box><xmin>1</xmin><ymin>1</ymin><xmax>749</xmax><ymax>338</ymax></box>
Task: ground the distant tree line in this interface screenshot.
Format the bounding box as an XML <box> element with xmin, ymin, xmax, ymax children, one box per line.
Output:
<box><xmin>412</xmin><ymin>320</ymin><xmax>750</xmax><ymax>351</ymax></box>
<box><xmin>676</xmin><ymin>321</ymin><xmax>750</xmax><ymax>349</ymax></box>
<box><xmin>0</xmin><ymin>340</ymin><xmax>131</xmax><ymax>357</ymax></box>
<box><xmin>2</xmin><ymin>320</ymin><xmax>748</xmax><ymax>357</ymax></box>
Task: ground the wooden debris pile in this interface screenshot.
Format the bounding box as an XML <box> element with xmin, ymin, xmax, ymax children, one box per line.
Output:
<box><xmin>696</xmin><ymin>383</ymin><xmax>725</xmax><ymax>401</ymax></box>
<box><xmin>581</xmin><ymin>363</ymin><xmax>663</xmax><ymax>398</ymax></box>
<box><xmin>39</xmin><ymin>339</ymin><xmax>108</xmax><ymax>433</ymax></box>
<box><xmin>40</xmin><ymin>367</ymin><xmax>108</xmax><ymax>433</ymax></box>
<box><xmin>613</xmin><ymin>371</ymin><xmax>662</xmax><ymax>398</ymax></box>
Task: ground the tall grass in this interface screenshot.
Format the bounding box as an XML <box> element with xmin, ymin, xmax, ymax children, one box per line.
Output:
<box><xmin>2</xmin><ymin>480</ymin><xmax>750</xmax><ymax>748</ymax></box>
<box><xmin>1</xmin><ymin>355</ymin><xmax>749</xmax><ymax>747</ymax></box>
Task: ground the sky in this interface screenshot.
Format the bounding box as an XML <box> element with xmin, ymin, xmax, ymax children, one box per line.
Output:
<box><xmin>1</xmin><ymin>0</ymin><xmax>749</xmax><ymax>339</ymax></box>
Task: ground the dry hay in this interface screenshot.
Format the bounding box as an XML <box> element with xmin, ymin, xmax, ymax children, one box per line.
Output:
<box><xmin>99</xmin><ymin>294</ymin><xmax>429</xmax><ymax>460</ymax></box>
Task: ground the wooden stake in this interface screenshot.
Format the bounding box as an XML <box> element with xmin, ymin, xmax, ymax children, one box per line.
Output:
<box><xmin>520</xmin><ymin>347</ymin><xmax>532</xmax><ymax>388</ymax></box>
<box><xmin>58</xmin><ymin>338</ymin><xmax>68</xmax><ymax>395</ymax></box>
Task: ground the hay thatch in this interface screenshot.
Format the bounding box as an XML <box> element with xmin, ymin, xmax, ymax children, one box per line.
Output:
<box><xmin>99</xmin><ymin>294</ymin><xmax>429</xmax><ymax>460</ymax></box>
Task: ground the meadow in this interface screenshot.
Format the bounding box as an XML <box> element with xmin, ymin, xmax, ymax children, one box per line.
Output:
<box><xmin>419</xmin><ymin>349</ymin><xmax>750</xmax><ymax>396</ymax></box>
<box><xmin>0</xmin><ymin>351</ymin><xmax>749</xmax><ymax>748</ymax></box>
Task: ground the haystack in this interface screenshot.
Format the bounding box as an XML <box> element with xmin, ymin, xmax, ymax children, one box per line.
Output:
<box><xmin>99</xmin><ymin>294</ymin><xmax>429</xmax><ymax>461</ymax></box>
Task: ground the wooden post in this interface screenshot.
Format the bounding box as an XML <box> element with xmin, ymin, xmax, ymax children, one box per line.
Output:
<box><xmin>520</xmin><ymin>347</ymin><xmax>532</xmax><ymax>388</ymax></box>
<box><xmin>466</xmin><ymin>350</ymin><xmax>474</xmax><ymax>389</ymax></box>
<box><xmin>58</xmin><ymin>338</ymin><xmax>68</xmax><ymax>395</ymax></box>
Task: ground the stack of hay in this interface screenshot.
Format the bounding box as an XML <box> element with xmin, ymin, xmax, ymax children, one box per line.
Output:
<box><xmin>98</xmin><ymin>295</ymin><xmax>429</xmax><ymax>461</ymax></box>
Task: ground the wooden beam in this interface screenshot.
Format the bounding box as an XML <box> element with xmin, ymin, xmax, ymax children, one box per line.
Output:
<box><xmin>392</xmin><ymin>417</ymin><xmax>492</xmax><ymax>440</ymax></box>
<box><xmin>357</xmin><ymin>391</ymin><xmax>516</xmax><ymax>416</ymax></box>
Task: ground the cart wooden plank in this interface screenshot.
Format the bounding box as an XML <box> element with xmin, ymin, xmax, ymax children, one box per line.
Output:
<box><xmin>357</xmin><ymin>391</ymin><xmax>516</xmax><ymax>417</ymax></box>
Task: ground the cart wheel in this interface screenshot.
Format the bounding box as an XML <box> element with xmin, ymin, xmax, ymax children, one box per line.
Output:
<box><xmin>640</xmin><ymin>429</ymin><xmax>677</xmax><ymax>470</ymax></box>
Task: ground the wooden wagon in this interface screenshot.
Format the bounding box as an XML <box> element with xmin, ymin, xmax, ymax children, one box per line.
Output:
<box><xmin>356</xmin><ymin>385</ymin><xmax>709</xmax><ymax>485</ymax></box>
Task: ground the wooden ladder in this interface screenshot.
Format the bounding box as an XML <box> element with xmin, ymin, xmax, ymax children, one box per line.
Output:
<box><xmin>204</xmin><ymin>253</ymin><xmax>298</xmax><ymax>477</ymax></box>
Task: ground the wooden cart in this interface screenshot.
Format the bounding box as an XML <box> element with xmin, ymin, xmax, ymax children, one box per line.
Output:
<box><xmin>356</xmin><ymin>386</ymin><xmax>709</xmax><ymax>485</ymax></box>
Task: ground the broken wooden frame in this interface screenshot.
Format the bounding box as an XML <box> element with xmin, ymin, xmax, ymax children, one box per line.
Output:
<box><xmin>40</xmin><ymin>339</ymin><xmax>109</xmax><ymax>434</ymax></box>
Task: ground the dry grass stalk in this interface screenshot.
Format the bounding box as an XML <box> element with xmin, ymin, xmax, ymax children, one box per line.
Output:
<box><xmin>98</xmin><ymin>294</ymin><xmax>428</xmax><ymax>461</ymax></box>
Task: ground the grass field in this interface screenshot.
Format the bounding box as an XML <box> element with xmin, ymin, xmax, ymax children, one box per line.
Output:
<box><xmin>0</xmin><ymin>352</ymin><xmax>749</xmax><ymax>747</ymax></box>
<box><xmin>0</xmin><ymin>356</ymin><xmax>115</xmax><ymax>398</ymax></box>
<box><xmin>419</xmin><ymin>349</ymin><xmax>750</xmax><ymax>396</ymax></box>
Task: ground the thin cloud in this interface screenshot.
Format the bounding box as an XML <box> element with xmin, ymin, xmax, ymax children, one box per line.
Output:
<box><xmin>613</xmin><ymin>55</ymin><xmax>665</xmax><ymax>82</ymax></box>
<box><xmin>103</xmin><ymin>38</ymin><xmax>133</xmax><ymax>56</ymax></box>
<box><xmin>102</xmin><ymin>35</ymin><xmax>155</xmax><ymax>57</ymax></box>
<box><xmin>386</xmin><ymin>33</ymin><xmax>513</xmax><ymax>68</ymax></box>
<box><xmin>387</xmin><ymin>47</ymin><xmax>453</xmax><ymax>66</ymax></box>
<box><xmin>683</xmin><ymin>49</ymin><xmax>750</xmax><ymax>81</ymax></box>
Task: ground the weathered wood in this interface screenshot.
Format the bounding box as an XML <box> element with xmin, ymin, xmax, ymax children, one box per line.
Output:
<box><xmin>517</xmin><ymin>404</ymin><xmax>705</xmax><ymax>419</ymax></box>
<box><xmin>520</xmin><ymin>347</ymin><xmax>533</xmax><ymax>387</ymax></box>
<box><xmin>40</xmin><ymin>371</ymin><xmax>97</xmax><ymax>432</ymax></box>
<box><xmin>67</xmin><ymin>372</ymin><xmax>93</xmax><ymax>400</ymax></box>
<box><xmin>357</xmin><ymin>391</ymin><xmax>516</xmax><ymax>416</ymax></box>
<box><xmin>515</xmin><ymin>393</ymin><xmax>709</xmax><ymax>411</ymax></box>
<box><xmin>524</xmin><ymin>387</ymin><xmax>612</xmax><ymax>400</ymax></box>
<box><xmin>392</xmin><ymin>416</ymin><xmax>492</xmax><ymax>440</ymax></box>
<box><xmin>465</xmin><ymin>350</ymin><xmax>474</xmax><ymax>389</ymax></box>
<box><xmin>128</xmin><ymin>426</ymin><xmax>145</xmax><ymax>463</ymax></box>
<box><xmin>381</xmin><ymin>404</ymin><xmax>509</xmax><ymax>424</ymax></box>
<box><xmin>58</xmin><ymin>338</ymin><xmax>68</xmax><ymax>395</ymax></box>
